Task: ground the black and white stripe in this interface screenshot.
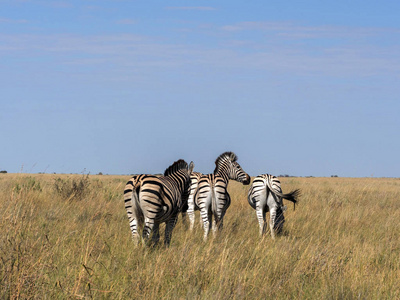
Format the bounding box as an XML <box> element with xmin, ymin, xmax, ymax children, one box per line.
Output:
<box><xmin>194</xmin><ymin>152</ymin><xmax>250</xmax><ymax>241</ymax></box>
<box><xmin>124</xmin><ymin>173</ymin><xmax>148</xmax><ymax>240</ymax></box>
<box><xmin>181</xmin><ymin>171</ymin><xmax>203</xmax><ymax>230</ymax></box>
<box><xmin>124</xmin><ymin>159</ymin><xmax>194</xmax><ymax>246</ymax></box>
<box><xmin>247</xmin><ymin>174</ymin><xmax>300</xmax><ymax>239</ymax></box>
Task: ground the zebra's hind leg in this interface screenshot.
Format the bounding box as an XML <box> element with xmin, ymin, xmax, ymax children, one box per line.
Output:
<box><xmin>202</xmin><ymin>210</ymin><xmax>212</xmax><ymax>242</ymax></box>
<box><xmin>218</xmin><ymin>207</ymin><xmax>228</xmax><ymax>232</ymax></box>
<box><xmin>129</xmin><ymin>217</ymin><xmax>141</xmax><ymax>245</ymax></box>
<box><xmin>269</xmin><ymin>207</ymin><xmax>278</xmax><ymax>239</ymax></box>
<box><xmin>213</xmin><ymin>208</ymin><xmax>226</xmax><ymax>237</ymax></box>
<box><xmin>151</xmin><ymin>223</ymin><xmax>160</xmax><ymax>246</ymax></box>
<box><xmin>212</xmin><ymin>218</ymin><xmax>217</xmax><ymax>237</ymax></box>
<box><xmin>142</xmin><ymin>217</ymin><xmax>155</xmax><ymax>245</ymax></box>
<box><xmin>164</xmin><ymin>214</ymin><xmax>178</xmax><ymax>246</ymax></box>
<box><xmin>188</xmin><ymin>209</ymin><xmax>196</xmax><ymax>231</ymax></box>
<box><xmin>187</xmin><ymin>196</ymin><xmax>196</xmax><ymax>231</ymax></box>
<box><xmin>181</xmin><ymin>212</ymin><xmax>188</xmax><ymax>229</ymax></box>
<box><xmin>256</xmin><ymin>206</ymin><xmax>267</xmax><ymax>236</ymax></box>
<box><xmin>213</xmin><ymin>218</ymin><xmax>224</xmax><ymax>239</ymax></box>
<box><xmin>274</xmin><ymin>209</ymin><xmax>285</xmax><ymax>235</ymax></box>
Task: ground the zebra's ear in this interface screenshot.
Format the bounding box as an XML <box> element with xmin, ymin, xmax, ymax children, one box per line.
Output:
<box><xmin>188</xmin><ymin>161</ymin><xmax>194</xmax><ymax>175</ymax></box>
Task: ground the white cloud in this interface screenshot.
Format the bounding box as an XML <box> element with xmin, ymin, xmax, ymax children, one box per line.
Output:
<box><xmin>0</xmin><ymin>21</ymin><xmax>399</xmax><ymax>83</ymax></box>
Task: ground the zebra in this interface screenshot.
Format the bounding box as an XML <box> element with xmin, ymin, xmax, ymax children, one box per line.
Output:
<box><xmin>247</xmin><ymin>174</ymin><xmax>300</xmax><ymax>239</ymax></box>
<box><xmin>181</xmin><ymin>171</ymin><xmax>203</xmax><ymax>230</ymax></box>
<box><xmin>123</xmin><ymin>159</ymin><xmax>194</xmax><ymax>246</ymax></box>
<box><xmin>194</xmin><ymin>152</ymin><xmax>250</xmax><ymax>241</ymax></box>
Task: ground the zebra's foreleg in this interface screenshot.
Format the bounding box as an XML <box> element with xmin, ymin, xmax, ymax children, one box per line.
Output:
<box><xmin>164</xmin><ymin>214</ymin><xmax>178</xmax><ymax>246</ymax></box>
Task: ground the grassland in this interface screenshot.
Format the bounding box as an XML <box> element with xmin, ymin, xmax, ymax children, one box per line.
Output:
<box><xmin>1</xmin><ymin>173</ymin><xmax>399</xmax><ymax>299</ymax></box>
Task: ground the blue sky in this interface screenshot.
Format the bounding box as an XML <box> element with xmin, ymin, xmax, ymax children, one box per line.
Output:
<box><xmin>1</xmin><ymin>1</ymin><xmax>399</xmax><ymax>177</ymax></box>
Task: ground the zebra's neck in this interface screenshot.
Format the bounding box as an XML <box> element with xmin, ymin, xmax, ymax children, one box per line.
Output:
<box><xmin>215</xmin><ymin>165</ymin><xmax>230</xmax><ymax>183</ymax></box>
<box><xmin>164</xmin><ymin>171</ymin><xmax>186</xmax><ymax>192</ymax></box>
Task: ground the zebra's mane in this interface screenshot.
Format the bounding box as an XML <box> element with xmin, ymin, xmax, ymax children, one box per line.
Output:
<box><xmin>214</xmin><ymin>151</ymin><xmax>237</xmax><ymax>173</ymax></box>
<box><xmin>164</xmin><ymin>159</ymin><xmax>188</xmax><ymax>176</ymax></box>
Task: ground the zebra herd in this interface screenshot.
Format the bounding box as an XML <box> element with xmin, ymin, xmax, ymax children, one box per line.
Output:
<box><xmin>124</xmin><ymin>151</ymin><xmax>300</xmax><ymax>246</ymax></box>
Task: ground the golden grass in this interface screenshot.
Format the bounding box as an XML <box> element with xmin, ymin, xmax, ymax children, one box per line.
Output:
<box><xmin>1</xmin><ymin>174</ymin><xmax>399</xmax><ymax>299</ymax></box>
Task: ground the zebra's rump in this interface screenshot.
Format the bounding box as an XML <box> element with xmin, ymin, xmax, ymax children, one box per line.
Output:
<box><xmin>139</xmin><ymin>177</ymin><xmax>178</xmax><ymax>221</ymax></box>
<box><xmin>248</xmin><ymin>174</ymin><xmax>300</xmax><ymax>210</ymax></box>
<box><xmin>195</xmin><ymin>174</ymin><xmax>230</xmax><ymax>220</ymax></box>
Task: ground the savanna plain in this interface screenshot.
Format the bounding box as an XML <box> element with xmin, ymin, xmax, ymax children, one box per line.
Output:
<box><xmin>1</xmin><ymin>173</ymin><xmax>399</xmax><ymax>299</ymax></box>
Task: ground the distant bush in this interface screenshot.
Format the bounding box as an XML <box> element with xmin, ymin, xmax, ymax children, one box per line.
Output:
<box><xmin>0</xmin><ymin>170</ymin><xmax>7</xmax><ymax>174</ymax></box>
<box><xmin>13</xmin><ymin>177</ymin><xmax>42</xmax><ymax>193</ymax></box>
<box><xmin>53</xmin><ymin>174</ymin><xmax>91</xmax><ymax>201</ymax></box>
<box><xmin>331</xmin><ymin>175</ymin><xmax>339</xmax><ymax>178</ymax></box>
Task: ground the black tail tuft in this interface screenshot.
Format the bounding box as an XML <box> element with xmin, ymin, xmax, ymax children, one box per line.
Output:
<box><xmin>283</xmin><ymin>189</ymin><xmax>301</xmax><ymax>210</ymax></box>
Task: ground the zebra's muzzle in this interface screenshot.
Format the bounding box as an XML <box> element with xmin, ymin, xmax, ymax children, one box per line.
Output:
<box><xmin>242</xmin><ymin>175</ymin><xmax>251</xmax><ymax>185</ymax></box>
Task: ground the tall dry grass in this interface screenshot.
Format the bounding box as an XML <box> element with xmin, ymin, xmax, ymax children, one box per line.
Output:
<box><xmin>1</xmin><ymin>174</ymin><xmax>399</xmax><ymax>299</ymax></box>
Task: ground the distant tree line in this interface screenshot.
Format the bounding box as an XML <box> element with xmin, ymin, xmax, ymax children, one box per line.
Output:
<box><xmin>278</xmin><ymin>174</ymin><xmax>340</xmax><ymax>178</ymax></box>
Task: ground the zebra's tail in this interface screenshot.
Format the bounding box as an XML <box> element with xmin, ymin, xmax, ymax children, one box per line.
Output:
<box><xmin>211</xmin><ymin>184</ymin><xmax>219</xmax><ymax>224</ymax></box>
<box><xmin>280</xmin><ymin>189</ymin><xmax>301</xmax><ymax>210</ymax></box>
<box><xmin>124</xmin><ymin>177</ymin><xmax>144</xmax><ymax>236</ymax></box>
<box><xmin>132</xmin><ymin>184</ymin><xmax>144</xmax><ymax>227</ymax></box>
<box><xmin>265</xmin><ymin>179</ymin><xmax>300</xmax><ymax>210</ymax></box>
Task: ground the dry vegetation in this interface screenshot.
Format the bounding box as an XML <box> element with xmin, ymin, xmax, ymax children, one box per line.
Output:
<box><xmin>1</xmin><ymin>173</ymin><xmax>399</xmax><ymax>299</ymax></box>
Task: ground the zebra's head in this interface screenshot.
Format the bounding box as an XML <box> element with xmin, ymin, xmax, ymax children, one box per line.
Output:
<box><xmin>214</xmin><ymin>151</ymin><xmax>250</xmax><ymax>185</ymax></box>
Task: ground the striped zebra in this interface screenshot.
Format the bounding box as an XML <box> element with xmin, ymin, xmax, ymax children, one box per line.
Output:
<box><xmin>194</xmin><ymin>152</ymin><xmax>250</xmax><ymax>241</ymax></box>
<box><xmin>247</xmin><ymin>174</ymin><xmax>300</xmax><ymax>239</ymax></box>
<box><xmin>124</xmin><ymin>159</ymin><xmax>194</xmax><ymax>246</ymax></box>
<box><xmin>181</xmin><ymin>171</ymin><xmax>203</xmax><ymax>230</ymax></box>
